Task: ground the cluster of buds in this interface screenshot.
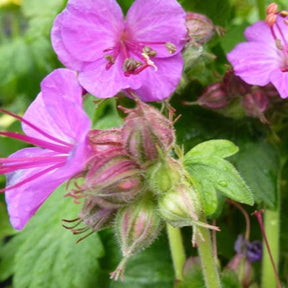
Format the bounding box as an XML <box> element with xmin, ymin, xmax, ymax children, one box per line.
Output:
<box><xmin>63</xmin><ymin>99</ymin><xmax>218</xmax><ymax>280</ymax></box>
<box><xmin>196</xmin><ymin>70</ymin><xmax>279</xmax><ymax>123</ymax></box>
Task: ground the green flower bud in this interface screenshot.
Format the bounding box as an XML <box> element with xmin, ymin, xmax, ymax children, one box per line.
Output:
<box><xmin>158</xmin><ymin>181</ymin><xmax>201</xmax><ymax>227</ymax></box>
<box><xmin>147</xmin><ymin>157</ymin><xmax>183</xmax><ymax>195</ymax></box>
<box><xmin>111</xmin><ymin>198</ymin><xmax>162</xmax><ymax>281</ymax></box>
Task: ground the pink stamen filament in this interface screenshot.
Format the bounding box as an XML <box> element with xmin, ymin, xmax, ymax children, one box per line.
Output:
<box><xmin>0</xmin><ymin>162</ymin><xmax>65</xmax><ymax>193</ymax></box>
<box><xmin>0</xmin><ymin>131</ymin><xmax>72</xmax><ymax>153</ymax></box>
<box><xmin>0</xmin><ymin>156</ymin><xmax>67</xmax><ymax>174</ymax></box>
<box><xmin>0</xmin><ymin>108</ymin><xmax>72</xmax><ymax>147</ymax></box>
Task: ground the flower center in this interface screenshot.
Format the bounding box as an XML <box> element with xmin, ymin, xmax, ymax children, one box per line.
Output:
<box><xmin>103</xmin><ymin>31</ymin><xmax>176</xmax><ymax>76</ymax></box>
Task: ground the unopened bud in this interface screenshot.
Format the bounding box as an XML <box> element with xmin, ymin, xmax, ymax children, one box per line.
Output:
<box><xmin>84</xmin><ymin>155</ymin><xmax>144</xmax><ymax>206</ymax></box>
<box><xmin>111</xmin><ymin>198</ymin><xmax>162</xmax><ymax>280</ymax></box>
<box><xmin>158</xmin><ymin>181</ymin><xmax>201</xmax><ymax>227</ymax></box>
<box><xmin>185</xmin><ymin>12</ymin><xmax>215</xmax><ymax>46</ymax></box>
<box><xmin>122</xmin><ymin>101</ymin><xmax>175</xmax><ymax>164</ymax></box>
<box><xmin>198</xmin><ymin>82</ymin><xmax>231</xmax><ymax>109</ymax></box>
<box><xmin>79</xmin><ymin>195</ymin><xmax>116</xmax><ymax>232</ymax></box>
<box><xmin>242</xmin><ymin>90</ymin><xmax>269</xmax><ymax>123</ymax></box>
<box><xmin>147</xmin><ymin>157</ymin><xmax>183</xmax><ymax>194</ymax></box>
<box><xmin>88</xmin><ymin>128</ymin><xmax>122</xmax><ymax>154</ymax></box>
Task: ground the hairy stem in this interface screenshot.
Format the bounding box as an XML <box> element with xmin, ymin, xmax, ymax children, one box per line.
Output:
<box><xmin>166</xmin><ymin>224</ymin><xmax>186</xmax><ymax>281</ymax></box>
<box><xmin>261</xmin><ymin>209</ymin><xmax>281</xmax><ymax>288</ymax></box>
<box><xmin>197</xmin><ymin>215</ymin><xmax>222</xmax><ymax>288</ymax></box>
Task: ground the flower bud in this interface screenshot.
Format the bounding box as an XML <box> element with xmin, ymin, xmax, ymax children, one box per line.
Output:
<box><xmin>242</xmin><ymin>90</ymin><xmax>269</xmax><ymax>123</ymax></box>
<box><xmin>111</xmin><ymin>198</ymin><xmax>162</xmax><ymax>280</ymax></box>
<box><xmin>185</xmin><ymin>12</ymin><xmax>215</xmax><ymax>46</ymax></box>
<box><xmin>121</xmin><ymin>101</ymin><xmax>175</xmax><ymax>164</ymax></box>
<box><xmin>158</xmin><ymin>181</ymin><xmax>201</xmax><ymax>227</ymax></box>
<box><xmin>78</xmin><ymin>195</ymin><xmax>116</xmax><ymax>232</ymax></box>
<box><xmin>198</xmin><ymin>82</ymin><xmax>231</xmax><ymax>109</ymax></box>
<box><xmin>146</xmin><ymin>157</ymin><xmax>183</xmax><ymax>194</ymax></box>
<box><xmin>85</xmin><ymin>155</ymin><xmax>144</xmax><ymax>206</ymax></box>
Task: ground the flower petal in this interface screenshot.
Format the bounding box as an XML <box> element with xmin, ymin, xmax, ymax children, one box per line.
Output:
<box><xmin>244</xmin><ymin>21</ymin><xmax>273</xmax><ymax>43</ymax></box>
<box><xmin>5</xmin><ymin>140</ymin><xmax>90</xmax><ymax>230</ymax></box>
<box><xmin>79</xmin><ymin>56</ymin><xmax>142</xmax><ymax>98</ymax></box>
<box><xmin>59</xmin><ymin>0</ymin><xmax>124</xmax><ymax>62</ymax></box>
<box><xmin>23</xmin><ymin>69</ymin><xmax>91</xmax><ymax>145</ymax></box>
<box><xmin>126</xmin><ymin>0</ymin><xmax>186</xmax><ymax>58</ymax></box>
<box><xmin>227</xmin><ymin>42</ymin><xmax>279</xmax><ymax>86</ymax></box>
<box><xmin>51</xmin><ymin>13</ymin><xmax>84</xmax><ymax>70</ymax></box>
<box><xmin>134</xmin><ymin>54</ymin><xmax>184</xmax><ymax>101</ymax></box>
<box><xmin>270</xmin><ymin>68</ymin><xmax>288</xmax><ymax>98</ymax></box>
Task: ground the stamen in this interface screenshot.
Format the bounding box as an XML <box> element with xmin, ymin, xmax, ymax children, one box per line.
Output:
<box><xmin>122</xmin><ymin>58</ymin><xmax>142</xmax><ymax>72</ymax></box>
<box><xmin>0</xmin><ymin>108</ymin><xmax>72</xmax><ymax>147</ymax></box>
<box><xmin>0</xmin><ymin>156</ymin><xmax>66</xmax><ymax>174</ymax></box>
<box><xmin>0</xmin><ymin>162</ymin><xmax>64</xmax><ymax>193</ymax></box>
<box><xmin>165</xmin><ymin>42</ymin><xmax>177</xmax><ymax>54</ymax></box>
<box><xmin>0</xmin><ymin>131</ymin><xmax>71</xmax><ymax>153</ymax></box>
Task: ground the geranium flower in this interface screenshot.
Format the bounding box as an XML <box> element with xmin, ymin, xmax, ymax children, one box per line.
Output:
<box><xmin>227</xmin><ymin>15</ymin><xmax>288</xmax><ymax>98</ymax></box>
<box><xmin>0</xmin><ymin>69</ymin><xmax>91</xmax><ymax>229</ymax></box>
<box><xmin>51</xmin><ymin>0</ymin><xmax>186</xmax><ymax>102</ymax></box>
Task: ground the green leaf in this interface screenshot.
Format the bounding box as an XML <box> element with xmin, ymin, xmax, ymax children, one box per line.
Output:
<box><xmin>12</xmin><ymin>184</ymin><xmax>104</xmax><ymax>288</ymax></box>
<box><xmin>0</xmin><ymin>202</ymin><xmax>16</xmax><ymax>239</ymax></box>
<box><xmin>232</xmin><ymin>140</ymin><xmax>280</xmax><ymax>208</ymax></box>
<box><xmin>184</xmin><ymin>140</ymin><xmax>254</xmax><ymax>215</ymax></box>
<box><xmin>0</xmin><ymin>236</ymin><xmax>21</xmax><ymax>282</ymax></box>
<box><xmin>185</xmin><ymin>139</ymin><xmax>239</xmax><ymax>160</ymax></box>
<box><xmin>186</xmin><ymin>156</ymin><xmax>254</xmax><ymax>207</ymax></box>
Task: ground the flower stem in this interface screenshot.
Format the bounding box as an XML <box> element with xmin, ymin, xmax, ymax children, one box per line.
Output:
<box><xmin>166</xmin><ymin>224</ymin><xmax>186</xmax><ymax>281</ymax></box>
<box><xmin>261</xmin><ymin>209</ymin><xmax>281</xmax><ymax>288</ymax></box>
<box><xmin>197</xmin><ymin>215</ymin><xmax>222</xmax><ymax>288</ymax></box>
<box><xmin>256</xmin><ymin>0</ymin><xmax>266</xmax><ymax>20</ymax></box>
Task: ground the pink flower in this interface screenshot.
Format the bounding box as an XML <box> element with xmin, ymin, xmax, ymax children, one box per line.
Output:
<box><xmin>227</xmin><ymin>15</ymin><xmax>288</xmax><ymax>98</ymax></box>
<box><xmin>0</xmin><ymin>69</ymin><xmax>91</xmax><ymax>230</ymax></box>
<box><xmin>51</xmin><ymin>0</ymin><xmax>186</xmax><ymax>102</ymax></box>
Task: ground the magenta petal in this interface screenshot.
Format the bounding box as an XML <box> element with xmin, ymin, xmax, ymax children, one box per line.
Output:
<box><xmin>134</xmin><ymin>54</ymin><xmax>184</xmax><ymax>101</ymax></box>
<box><xmin>51</xmin><ymin>13</ymin><xmax>84</xmax><ymax>70</ymax></box>
<box><xmin>23</xmin><ymin>69</ymin><xmax>91</xmax><ymax>144</ymax></box>
<box><xmin>227</xmin><ymin>42</ymin><xmax>279</xmax><ymax>86</ymax></box>
<box><xmin>79</xmin><ymin>57</ymin><xmax>142</xmax><ymax>98</ymax></box>
<box><xmin>244</xmin><ymin>21</ymin><xmax>274</xmax><ymax>44</ymax></box>
<box><xmin>5</xmin><ymin>148</ymin><xmax>67</xmax><ymax>229</ymax></box>
<box><xmin>126</xmin><ymin>0</ymin><xmax>186</xmax><ymax>58</ymax></box>
<box><xmin>59</xmin><ymin>0</ymin><xmax>124</xmax><ymax>62</ymax></box>
<box><xmin>270</xmin><ymin>68</ymin><xmax>288</xmax><ymax>98</ymax></box>
<box><xmin>5</xmin><ymin>140</ymin><xmax>90</xmax><ymax>230</ymax></box>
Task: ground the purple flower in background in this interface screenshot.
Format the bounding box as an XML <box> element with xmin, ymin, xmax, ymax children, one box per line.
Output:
<box><xmin>227</xmin><ymin>15</ymin><xmax>288</xmax><ymax>98</ymax></box>
<box><xmin>0</xmin><ymin>69</ymin><xmax>91</xmax><ymax>230</ymax></box>
<box><xmin>234</xmin><ymin>234</ymin><xmax>262</xmax><ymax>262</ymax></box>
<box><xmin>51</xmin><ymin>0</ymin><xmax>186</xmax><ymax>102</ymax></box>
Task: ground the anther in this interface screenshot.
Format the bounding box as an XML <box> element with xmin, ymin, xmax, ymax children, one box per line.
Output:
<box><xmin>266</xmin><ymin>3</ymin><xmax>278</xmax><ymax>15</ymax></box>
<box><xmin>122</xmin><ymin>58</ymin><xmax>142</xmax><ymax>72</ymax></box>
<box><xmin>265</xmin><ymin>13</ymin><xmax>277</xmax><ymax>27</ymax></box>
<box><xmin>143</xmin><ymin>46</ymin><xmax>157</xmax><ymax>57</ymax></box>
<box><xmin>165</xmin><ymin>42</ymin><xmax>177</xmax><ymax>54</ymax></box>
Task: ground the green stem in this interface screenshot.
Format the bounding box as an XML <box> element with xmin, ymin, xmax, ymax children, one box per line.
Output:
<box><xmin>261</xmin><ymin>209</ymin><xmax>281</xmax><ymax>288</ymax></box>
<box><xmin>166</xmin><ymin>224</ymin><xmax>186</xmax><ymax>281</ymax></box>
<box><xmin>197</xmin><ymin>215</ymin><xmax>222</xmax><ymax>288</ymax></box>
<box><xmin>256</xmin><ymin>0</ymin><xmax>266</xmax><ymax>20</ymax></box>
